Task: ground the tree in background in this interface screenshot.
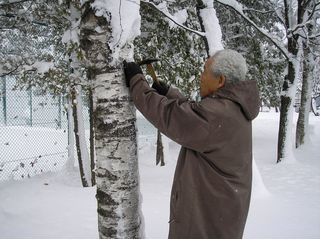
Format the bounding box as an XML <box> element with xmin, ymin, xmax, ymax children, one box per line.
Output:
<box><xmin>216</xmin><ymin>0</ymin><xmax>286</xmax><ymax>111</ymax></box>
<box><xmin>213</xmin><ymin>0</ymin><xmax>320</xmax><ymax>162</ymax></box>
<box><xmin>296</xmin><ymin>11</ymin><xmax>320</xmax><ymax>148</ymax></box>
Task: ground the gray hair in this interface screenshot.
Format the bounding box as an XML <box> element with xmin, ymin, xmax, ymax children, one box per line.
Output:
<box><xmin>210</xmin><ymin>49</ymin><xmax>248</xmax><ymax>83</ymax></box>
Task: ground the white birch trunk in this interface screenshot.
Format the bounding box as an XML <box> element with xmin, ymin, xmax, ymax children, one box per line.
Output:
<box><xmin>94</xmin><ymin>72</ymin><xmax>142</xmax><ymax>239</ymax></box>
<box><xmin>80</xmin><ymin>1</ymin><xmax>143</xmax><ymax>238</ymax></box>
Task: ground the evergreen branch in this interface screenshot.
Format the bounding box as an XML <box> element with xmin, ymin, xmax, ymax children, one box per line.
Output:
<box><xmin>273</xmin><ymin>6</ymin><xmax>286</xmax><ymax>26</ymax></box>
<box><xmin>0</xmin><ymin>12</ymin><xmax>48</xmax><ymax>26</ymax></box>
<box><xmin>0</xmin><ymin>65</ymin><xmax>19</xmax><ymax>77</ymax></box>
<box><xmin>140</xmin><ymin>0</ymin><xmax>206</xmax><ymax>37</ymax></box>
<box><xmin>215</xmin><ymin>0</ymin><xmax>290</xmax><ymax>59</ymax></box>
<box><xmin>0</xmin><ymin>0</ymin><xmax>31</xmax><ymax>6</ymax></box>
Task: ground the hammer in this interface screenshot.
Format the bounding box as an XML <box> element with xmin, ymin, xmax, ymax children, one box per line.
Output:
<box><xmin>138</xmin><ymin>58</ymin><xmax>160</xmax><ymax>84</ymax></box>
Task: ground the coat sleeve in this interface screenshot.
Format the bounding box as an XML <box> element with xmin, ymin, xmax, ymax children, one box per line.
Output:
<box><xmin>130</xmin><ymin>74</ymin><xmax>210</xmax><ymax>152</ymax></box>
<box><xmin>165</xmin><ymin>86</ymin><xmax>188</xmax><ymax>101</ymax></box>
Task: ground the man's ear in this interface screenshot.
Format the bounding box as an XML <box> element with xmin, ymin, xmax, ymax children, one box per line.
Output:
<box><xmin>218</xmin><ymin>75</ymin><xmax>226</xmax><ymax>88</ymax></box>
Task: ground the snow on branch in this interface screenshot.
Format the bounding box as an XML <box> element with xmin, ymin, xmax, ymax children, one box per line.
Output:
<box><xmin>288</xmin><ymin>2</ymin><xmax>319</xmax><ymax>36</ymax></box>
<box><xmin>198</xmin><ymin>0</ymin><xmax>224</xmax><ymax>55</ymax></box>
<box><xmin>216</xmin><ymin>0</ymin><xmax>290</xmax><ymax>59</ymax></box>
<box><xmin>91</xmin><ymin>0</ymin><xmax>141</xmax><ymax>63</ymax></box>
<box><xmin>24</xmin><ymin>61</ymin><xmax>55</xmax><ymax>74</ymax></box>
<box><xmin>140</xmin><ymin>0</ymin><xmax>206</xmax><ymax>37</ymax></box>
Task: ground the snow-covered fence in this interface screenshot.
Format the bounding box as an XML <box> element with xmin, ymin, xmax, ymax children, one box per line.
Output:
<box><xmin>0</xmin><ymin>77</ymin><xmax>89</xmax><ymax>181</ymax></box>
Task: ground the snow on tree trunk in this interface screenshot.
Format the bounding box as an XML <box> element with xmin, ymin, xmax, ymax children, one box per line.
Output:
<box><xmin>277</xmin><ymin>0</ymin><xmax>306</xmax><ymax>163</ymax></box>
<box><xmin>295</xmin><ymin>13</ymin><xmax>318</xmax><ymax>148</ymax></box>
<box><xmin>80</xmin><ymin>1</ymin><xmax>143</xmax><ymax>238</ymax></box>
<box><xmin>197</xmin><ymin>0</ymin><xmax>224</xmax><ymax>56</ymax></box>
<box><xmin>296</xmin><ymin>47</ymin><xmax>314</xmax><ymax>148</ymax></box>
<box><xmin>89</xmin><ymin>87</ymin><xmax>96</xmax><ymax>185</ymax></box>
<box><xmin>277</xmin><ymin>55</ymin><xmax>301</xmax><ymax>163</ymax></box>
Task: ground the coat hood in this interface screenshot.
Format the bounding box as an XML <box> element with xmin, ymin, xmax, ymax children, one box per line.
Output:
<box><xmin>215</xmin><ymin>80</ymin><xmax>260</xmax><ymax>120</ymax></box>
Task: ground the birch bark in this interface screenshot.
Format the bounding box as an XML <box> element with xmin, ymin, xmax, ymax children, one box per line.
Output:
<box><xmin>80</xmin><ymin>1</ymin><xmax>143</xmax><ymax>238</ymax></box>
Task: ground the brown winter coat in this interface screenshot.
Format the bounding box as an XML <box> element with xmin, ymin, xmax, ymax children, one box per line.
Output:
<box><xmin>130</xmin><ymin>74</ymin><xmax>260</xmax><ymax>239</ymax></box>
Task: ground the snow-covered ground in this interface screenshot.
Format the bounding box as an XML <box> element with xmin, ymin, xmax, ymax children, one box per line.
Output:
<box><xmin>0</xmin><ymin>112</ymin><xmax>319</xmax><ymax>239</ymax></box>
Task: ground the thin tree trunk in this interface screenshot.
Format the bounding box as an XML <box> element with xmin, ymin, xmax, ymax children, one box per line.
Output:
<box><xmin>80</xmin><ymin>2</ymin><xmax>142</xmax><ymax>238</ymax></box>
<box><xmin>295</xmin><ymin>14</ymin><xmax>317</xmax><ymax>148</ymax></box>
<box><xmin>89</xmin><ymin>87</ymin><xmax>96</xmax><ymax>185</ymax></box>
<box><xmin>75</xmin><ymin>85</ymin><xmax>92</xmax><ymax>185</ymax></box>
<box><xmin>66</xmin><ymin>94</ymin><xmax>76</xmax><ymax>171</ymax></box>
<box><xmin>66</xmin><ymin>2</ymin><xmax>92</xmax><ymax>186</ymax></box>
<box><xmin>277</xmin><ymin>0</ymin><xmax>304</xmax><ymax>163</ymax></box>
<box><xmin>156</xmin><ymin>129</ymin><xmax>165</xmax><ymax>166</ymax></box>
<box><xmin>296</xmin><ymin>48</ymin><xmax>313</xmax><ymax>148</ymax></box>
<box><xmin>277</xmin><ymin>55</ymin><xmax>301</xmax><ymax>162</ymax></box>
<box><xmin>71</xmin><ymin>87</ymin><xmax>89</xmax><ymax>187</ymax></box>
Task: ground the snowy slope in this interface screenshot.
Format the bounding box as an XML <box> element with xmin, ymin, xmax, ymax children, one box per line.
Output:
<box><xmin>0</xmin><ymin>112</ymin><xmax>319</xmax><ymax>239</ymax></box>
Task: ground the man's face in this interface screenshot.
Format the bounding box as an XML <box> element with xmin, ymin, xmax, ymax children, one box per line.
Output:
<box><xmin>200</xmin><ymin>58</ymin><xmax>225</xmax><ymax>98</ymax></box>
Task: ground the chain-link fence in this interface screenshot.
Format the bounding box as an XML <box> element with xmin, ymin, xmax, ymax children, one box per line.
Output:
<box><xmin>0</xmin><ymin>76</ymin><xmax>89</xmax><ymax>181</ymax></box>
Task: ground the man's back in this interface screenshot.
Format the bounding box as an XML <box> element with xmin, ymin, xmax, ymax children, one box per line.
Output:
<box><xmin>130</xmin><ymin>74</ymin><xmax>260</xmax><ymax>239</ymax></box>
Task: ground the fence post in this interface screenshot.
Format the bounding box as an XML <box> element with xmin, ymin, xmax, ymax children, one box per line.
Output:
<box><xmin>58</xmin><ymin>94</ymin><xmax>62</xmax><ymax>129</ymax></box>
<box><xmin>29</xmin><ymin>86</ymin><xmax>33</xmax><ymax>127</ymax></box>
<box><xmin>2</xmin><ymin>77</ymin><xmax>7</xmax><ymax>126</ymax></box>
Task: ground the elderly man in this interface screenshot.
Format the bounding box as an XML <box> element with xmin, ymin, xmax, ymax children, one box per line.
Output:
<box><xmin>124</xmin><ymin>49</ymin><xmax>260</xmax><ymax>239</ymax></box>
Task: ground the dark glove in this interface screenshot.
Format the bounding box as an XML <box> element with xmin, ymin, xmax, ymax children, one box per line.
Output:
<box><xmin>152</xmin><ymin>81</ymin><xmax>169</xmax><ymax>96</ymax></box>
<box><xmin>123</xmin><ymin>61</ymin><xmax>143</xmax><ymax>87</ymax></box>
